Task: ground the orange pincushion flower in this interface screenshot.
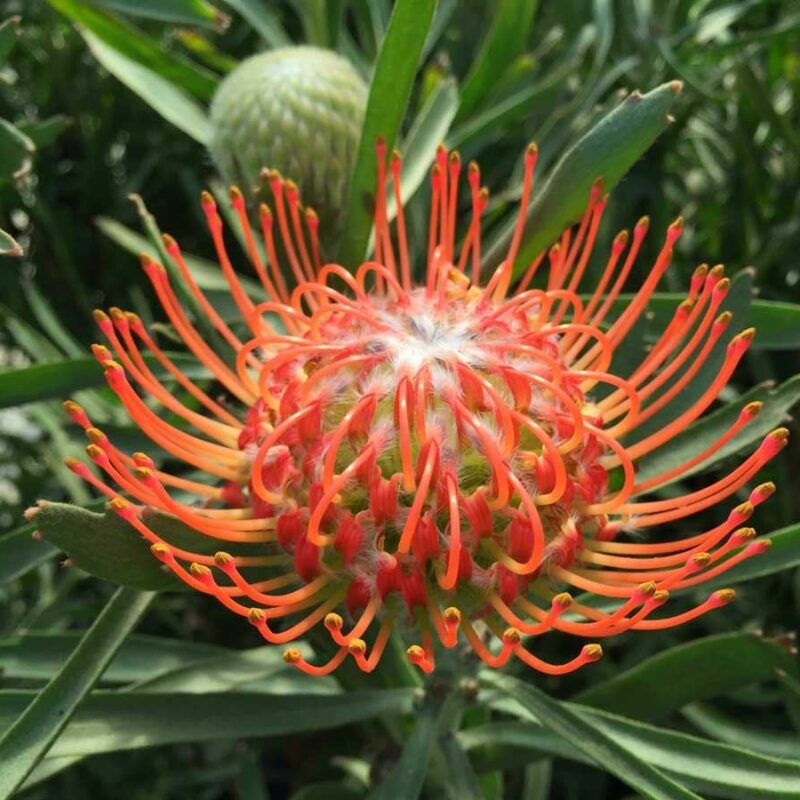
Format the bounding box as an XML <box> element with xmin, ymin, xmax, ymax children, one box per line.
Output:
<box><xmin>65</xmin><ymin>141</ymin><xmax>784</xmax><ymax>676</ymax></box>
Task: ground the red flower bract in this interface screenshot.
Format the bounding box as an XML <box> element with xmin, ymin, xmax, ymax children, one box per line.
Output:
<box><xmin>65</xmin><ymin>141</ymin><xmax>785</xmax><ymax>676</ymax></box>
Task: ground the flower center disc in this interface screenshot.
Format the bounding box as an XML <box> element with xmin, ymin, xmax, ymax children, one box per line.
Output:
<box><xmin>240</xmin><ymin>276</ymin><xmax>610</xmax><ymax>618</ymax></box>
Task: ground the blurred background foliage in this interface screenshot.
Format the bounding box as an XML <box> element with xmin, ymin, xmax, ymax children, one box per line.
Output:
<box><xmin>0</xmin><ymin>1</ymin><xmax>799</xmax><ymax>798</ymax></box>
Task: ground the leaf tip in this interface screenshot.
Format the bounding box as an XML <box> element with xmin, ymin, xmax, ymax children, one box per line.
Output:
<box><xmin>213</xmin><ymin>9</ymin><xmax>230</xmax><ymax>32</ymax></box>
<box><xmin>24</xmin><ymin>500</ymin><xmax>47</xmax><ymax>521</ymax></box>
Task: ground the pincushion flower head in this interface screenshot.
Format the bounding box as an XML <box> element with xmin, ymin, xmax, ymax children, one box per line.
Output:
<box><xmin>62</xmin><ymin>137</ymin><xmax>785</xmax><ymax>678</ymax></box>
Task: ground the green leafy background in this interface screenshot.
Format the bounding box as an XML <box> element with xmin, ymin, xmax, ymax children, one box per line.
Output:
<box><xmin>0</xmin><ymin>1</ymin><xmax>799</xmax><ymax>798</ymax></box>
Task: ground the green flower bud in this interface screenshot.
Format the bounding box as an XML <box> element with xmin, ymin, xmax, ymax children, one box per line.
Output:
<box><xmin>209</xmin><ymin>46</ymin><xmax>367</xmax><ymax>241</ymax></box>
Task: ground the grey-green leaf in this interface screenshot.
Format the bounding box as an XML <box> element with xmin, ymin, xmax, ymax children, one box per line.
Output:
<box><xmin>702</xmin><ymin>522</ymin><xmax>800</xmax><ymax>590</ymax></box>
<box><xmin>0</xmin><ymin>587</ymin><xmax>153</xmax><ymax>799</ymax></box>
<box><xmin>0</xmin><ymin>351</ymin><xmax>203</xmax><ymax>408</ymax></box>
<box><xmin>88</xmin><ymin>0</ymin><xmax>227</xmax><ymax>29</ymax></box>
<box><xmin>48</xmin><ymin>0</ymin><xmax>218</xmax><ymax>100</ymax></box>
<box><xmin>95</xmin><ymin>215</ymin><xmax>261</xmax><ymax>296</ymax></box>
<box><xmin>26</xmin><ymin>501</ymin><xmax>212</xmax><ymax>590</ymax></box>
<box><xmin>0</xmin><ymin>632</ymin><xmax>227</xmax><ymax>684</ymax></box>
<box><xmin>463</xmin><ymin>707</ymin><xmax>800</xmax><ymax>800</ymax></box>
<box><xmin>457</xmin><ymin>0</ymin><xmax>539</xmax><ymax>119</ymax></box>
<box><xmin>634</xmin><ymin>375</ymin><xmax>800</xmax><ymax>490</ymax></box>
<box><xmin>484</xmin><ymin>81</ymin><xmax>683</xmax><ymax>278</ymax></box>
<box><xmin>218</xmin><ymin>0</ymin><xmax>290</xmax><ymax>48</ymax></box>
<box><xmin>682</xmin><ymin>703</ymin><xmax>800</xmax><ymax>761</ymax></box>
<box><xmin>390</xmin><ymin>75</ymin><xmax>459</xmax><ymax>216</ymax></box>
<box><xmin>575</xmin><ymin>632</ymin><xmax>798</xmax><ymax>721</ymax></box>
<box><xmin>482</xmin><ymin>672</ymin><xmax>701</xmax><ymax>800</ymax></box>
<box><xmin>80</xmin><ymin>30</ymin><xmax>212</xmax><ymax>143</ymax></box>
<box><xmin>368</xmin><ymin>692</ymin><xmax>440</xmax><ymax>800</ymax></box>
<box><xmin>0</xmin><ymin>689</ymin><xmax>417</xmax><ymax>759</ymax></box>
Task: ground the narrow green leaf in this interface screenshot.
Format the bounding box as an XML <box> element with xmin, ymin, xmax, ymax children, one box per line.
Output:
<box><xmin>20</xmin><ymin>756</ymin><xmax>81</xmax><ymax>791</ymax></box>
<box><xmin>389</xmin><ymin>75</ymin><xmax>459</xmax><ymax>216</ymax></box>
<box><xmin>173</xmin><ymin>28</ymin><xmax>237</xmax><ymax>72</ymax></box>
<box><xmin>420</xmin><ymin>0</ymin><xmax>456</xmax><ymax>62</ymax></box>
<box><xmin>218</xmin><ymin>0</ymin><xmax>290</xmax><ymax>47</ymax></box>
<box><xmin>337</xmin><ymin>0</ymin><xmax>436</xmax><ymax>267</ymax></box>
<box><xmin>22</xmin><ymin>282</ymin><xmax>84</xmax><ymax>358</ymax></box>
<box><xmin>603</xmin><ymin>295</ymin><xmax>800</xmax><ymax>351</ymax></box>
<box><xmin>778</xmin><ymin>670</ymin><xmax>800</xmax><ymax>705</ymax></box>
<box><xmin>575</xmin><ymin>633</ymin><xmax>797</xmax><ymax>721</ymax></box>
<box><xmin>0</xmin><ymin>689</ymin><xmax>416</xmax><ymax>758</ymax></box>
<box><xmin>0</xmin><ymin>587</ymin><xmax>153</xmax><ymax>799</ymax></box>
<box><xmin>447</xmin><ymin>59</ymin><xmax>574</xmax><ymax>151</ymax></box>
<box><xmin>439</xmin><ymin>731</ymin><xmax>484</xmax><ymax>800</ymax></box>
<box><xmin>0</xmin><ymin>633</ymin><xmax>227</xmax><ymax>684</ymax></box>
<box><xmin>463</xmin><ymin>708</ymin><xmax>800</xmax><ymax>799</ymax></box>
<box><xmin>630</xmin><ymin>267</ymin><xmax>753</xmax><ymax>441</ymax></box>
<box><xmin>691</xmin><ymin>0</ymin><xmax>768</xmax><ymax>44</ymax></box>
<box><xmin>95</xmin><ymin>215</ymin><xmax>261</xmax><ymax>296</ymax></box>
<box><xmin>737</xmin><ymin>296</ymin><xmax>800</xmax><ymax>349</ymax></box>
<box><xmin>457</xmin><ymin>0</ymin><xmax>538</xmax><ymax>119</ymax></box>
<box><xmin>702</xmin><ymin>523</ymin><xmax>800</xmax><ymax>590</ymax></box>
<box><xmin>0</xmin><ymin>118</ymin><xmax>35</xmax><ymax>181</ymax></box>
<box><xmin>47</xmin><ymin>0</ymin><xmax>218</xmax><ymax>100</ymax></box>
<box><xmin>682</xmin><ymin>704</ymin><xmax>800</xmax><ymax>761</ymax></box>
<box><xmin>634</xmin><ymin>375</ymin><xmax>800</xmax><ymax>489</ymax></box>
<box><xmin>522</xmin><ymin>759</ymin><xmax>552</xmax><ymax>800</ymax></box>
<box><xmin>299</xmin><ymin>0</ymin><xmax>336</xmax><ymax>47</ymax></box>
<box><xmin>236</xmin><ymin>749</ymin><xmax>272</xmax><ymax>800</ymax></box>
<box><xmin>484</xmin><ymin>81</ymin><xmax>682</xmax><ymax>277</ymax></box>
<box><xmin>573</xmin><ymin>522</ymin><xmax>800</xmax><ymax>615</ymax></box>
<box><xmin>654</xmin><ymin>36</ymin><xmax>722</xmax><ymax>101</ymax></box>
<box><xmin>16</xmin><ymin>115</ymin><xmax>71</xmax><ymax>149</ymax></box>
<box><xmin>482</xmin><ymin>672</ymin><xmax>701</xmax><ymax>800</ymax></box>
<box><xmin>0</xmin><ymin>351</ymin><xmax>203</xmax><ymax>408</ymax></box>
<box><xmin>368</xmin><ymin>692</ymin><xmax>439</xmax><ymax>800</ymax></box>
<box><xmin>88</xmin><ymin>0</ymin><xmax>228</xmax><ymax>29</ymax></box>
<box><xmin>2</xmin><ymin>307</ymin><xmax>62</xmax><ymax>362</ymax></box>
<box><xmin>777</xmin><ymin>670</ymin><xmax>800</xmax><ymax>730</ymax></box>
<box><xmin>80</xmin><ymin>30</ymin><xmax>212</xmax><ymax>143</ymax></box>
<box><xmin>0</xmin><ymin>359</ymin><xmax>112</xmax><ymax>408</ymax></box>
<box><xmin>130</xmin><ymin>643</ymin><xmax>334</xmax><ymax>695</ymax></box>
